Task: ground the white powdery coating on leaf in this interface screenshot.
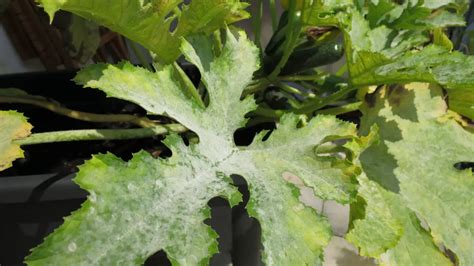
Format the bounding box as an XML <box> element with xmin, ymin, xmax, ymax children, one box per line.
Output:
<box><xmin>26</xmin><ymin>30</ymin><xmax>359</xmax><ymax>266</ymax></box>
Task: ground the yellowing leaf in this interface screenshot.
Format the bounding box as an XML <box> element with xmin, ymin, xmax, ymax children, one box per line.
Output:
<box><xmin>347</xmin><ymin>174</ymin><xmax>453</xmax><ymax>265</ymax></box>
<box><xmin>355</xmin><ymin>83</ymin><xmax>474</xmax><ymax>265</ymax></box>
<box><xmin>26</xmin><ymin>30</ymin><xmax>360</xmax><ymax>265</ymax></box>
<box><xmin>0</xmin><ymin>110</ymin><xmax>32</xmax><ymax>171</ymax></box>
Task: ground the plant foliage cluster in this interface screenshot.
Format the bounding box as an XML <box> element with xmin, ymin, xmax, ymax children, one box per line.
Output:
<box><xmin>0</xmin><ymin>0</ymin><xmax>473</xmax><ymax>265</ymax></box>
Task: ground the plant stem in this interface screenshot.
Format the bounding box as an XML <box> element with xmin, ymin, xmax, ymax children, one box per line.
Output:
<box><xmin>212</xmin><ymin>30</ymin><xmax>224</xmax><ymax>55</ymax></box>
<box><xmin>335</xmin><ymin>64</ymin><xmax>348</xmax><ymax>77</ymax></box>
<box><xmin>268</xmin><ymin>2</ymin><xmax>301</xmax><ymax>80</ymax></box>
<box><xmin>251</xmin><ymin>107</ymin><xmax>284</xmax><ymax>118</ymax></box>
<box><xmin>172</xmin><ymin>62</ymin><xmax>206</xmax><ymax>108</ymax></box>
<box><xmin>129</xmin><ymin>41</ymin><xmax>152</xmax><ymax>71</ymax></box>
<box><xmin>278</xmin><ymin>73</ymin><xmax>326</xmax><ymax>81</ymax></box>
<box><xmin>269</xmin><ymin>0</ymin><xmax>278</xmax><ymax>31</ymax></box>
<box><xmin>252</xmin><ymin>0</ymin><xmax>263</xmax><ymax>49</ymax></box>
<box><xmin>316</xmin><ymin>101</ymin><xmax>362</xmax><ymax>115</ymax></box>
<box><xmin>15</xmin><ymin>124</ymin><xmax>187</xmax><ymax>146</ymax></box>
<box><xmin>295</xmin><ymin>85</ymin><xmax>356</xmax><ymax>114</ymax></box>
<box><xmin>242</xmin><ymin>78</ymin><xmax>272</xmax><ymax>96</ymax></box>
<box><xmin>298</xmin><ymin>81</ymin><xmax>321</xmax><ymax>96</ymax></box>
<box><xmin>0</xmin><ymin>96</ymin><xmax>156</xmax><ymax>128</ymax></box>
<box><xmin>275</xmin><ymin>81</ymin><xmax>304</xmax><ymax>96</ymax></box>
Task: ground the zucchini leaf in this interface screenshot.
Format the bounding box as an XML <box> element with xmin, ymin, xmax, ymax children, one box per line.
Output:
<box><xmin>447</xmin><ymin>89</ymin><xmax>474</xmax><ymax>120</ymax></box>
<box><xmin>305</xmin><ymin>0</ymin><xmax>467</xmax><ymax>30</ymax></box>
<box><xmin>26</xmin><ymin>30</ymin><xmax>360</xmax><ymax>265</ymax></box>
<box><xmin>350</xmin><ymin>45</ymin><xmax>474</xmax><ymax>89</ymax></box>
<box><xmin>0</xmin><ymin>110</ymin><xmax>32</xmax><ymax>171</ymax></box>
<box><xmin>304</xmin><ymin>0</ymin><xmax>470</xmax><ymax>85</ymax></box>
<box><xmin>352</xmin><ymin>83</ymin><xmax>474</xmax><ymax>265</ymax></box>
<box><xmin>305</xmin><ymin>0</ymin><xmax>474</xmax><ymax>119</ymax></box>
<box><xmin>339</xmin><ymin>1</ymin><xmax>469</xmax><ymax>86</ymax></box>
<box><xmin>65</xmin><ymin>15</ymin><xmax>100</xmax><ymax>64</ymax></box>
<box><xmin>37</xmin><ymin>0</ymin><xmax>249</xmax><ymax>63</ymax></box>
<box><xmin>347</xmin><ymin>174</ymin><xmax>453</xmax><ymax>265</ymax></box>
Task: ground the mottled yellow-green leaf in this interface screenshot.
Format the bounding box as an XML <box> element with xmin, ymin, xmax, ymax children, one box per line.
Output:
<box><xmin>27</xmin><ymin>30</ymin><xmax>361</xmax><ymax>265</ymax></box>
<box><xmin>0</xmin><ymin>110</ymin><xmax>32</xmax><ymax>171</ymax></box>
<box><xmin>357</xmin><ymin>83</ymin><xmax>474</xmax><ymax>265</ymax></box>
<box><xmin>347</xmin><ymin>174</ymin><xmax>452</xmax><ymax>265</ymax></box>
<box><xmin>351</xmin><ymin>46</ymin><xmax>474</xmax><ymax>90</ymax></box>
<box><xmin>247</xmin><ymin>114</ymin><xmax>358</xmax><ymax>204</ymax></box>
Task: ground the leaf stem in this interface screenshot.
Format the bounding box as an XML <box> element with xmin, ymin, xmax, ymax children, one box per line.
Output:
<box><xmin>269</xmin><ymin>0</ymin><xmax>278</xmax><ymax>31</ymax></box>
<box><xmin>275</xmin><ymin>81</ymin><xmax>304</xmax><ymax>96</ymax></box>
<box><xmin>242</xmin><ymin>78</ymin><xmax>272</xmax><ymax>96</ymax></box>
<box><xmin>15</xmin><ymin>124</ymin><xmax>187</xmax><ymax>146</ymax></box>
<box><xmin>316</xmin><ymin>101</ymin><xmax>362</xmax><ymax>115</ymax></box>
<box><xmin>278</xmin><ymin>73</ymin><xmax>326</xmax><ymax>81</ymax></box>
<box><xmin>295</xmin><ymin>85</ymin><xmax>356</xmax><ymax>114</ymax></box>
<box><xmin>335</xmin><ymin>64</ymin><xmax>347</xmax><ymax>77</ymax></box>
<box><xmin>251</xmin><ymin>107</ymin><xmax>284</xmax><ymax>118</ymax></box>
<box><xmin>172</xmin><ymin>62</ymin><xmax>206</xmax><ymax>108</ymax></box>
<box><xmin>0</xmin><ymin>95</ymin><xmax>156</xmax><ymax>128</ymax></box>
<box><xmin>252</xmin><ymin>0</ymin><xmax>263</xmax><ymax>50</ymax></box>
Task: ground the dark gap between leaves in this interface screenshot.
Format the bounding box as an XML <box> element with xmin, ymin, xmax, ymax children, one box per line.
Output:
<box><xmin>144</xmin><ymin>250</ymin><xmax>171</xmax><ymax>266</ymax></box>
<box><xmin>229</xmin><ymin>175</ymin><xmax>263</xmax><ymax>266</ymax></box>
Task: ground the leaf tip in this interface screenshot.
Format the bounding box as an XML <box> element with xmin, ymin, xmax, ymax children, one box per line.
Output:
<box><xmin>36</xmin><ymin>0</ymin><xmax>63</xmax><ymax>23</ymax></box>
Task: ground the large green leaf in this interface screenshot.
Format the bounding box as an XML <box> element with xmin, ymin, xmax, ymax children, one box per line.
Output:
<box><xmin>340</xmin><ymin>1</ymin><xmax>474</xmax><ymax>121</ymax></box>
<box><xmin>305</xmin><ymin>0</ymin><xmax>474</xmax><ymax>119</ymax></box>
<box><xmin>354</xmin><ymin>83</ymin><xmax>474</xmax><ymax>265</ymax></box>
<box><xmin>305</xmin><ymin>0</ymin><xmax>466</xmax><ymax>30</ymax></box>
<box><xmin>27</xmin><ymin>30</ymin><xmax>360</xmax><ymax>265</ymax></box>
<box><xmin>304</xmin><ymin>1</ymin><xmax>471</xmax><ymax>83</ymax></box>
<box><xmin>350</xmin><ymin>45</ymin><xmax>474</xmax><ymax>89</ymax></box>
<box><xmin>37</xmin><ymin>0</ymin><xmax>248</xmax><ymax>63</ymax></box>
<box><xmin>0</xmin><ymin>110</ymin><xmax>32</xmax><ymax>171</ymax></box>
